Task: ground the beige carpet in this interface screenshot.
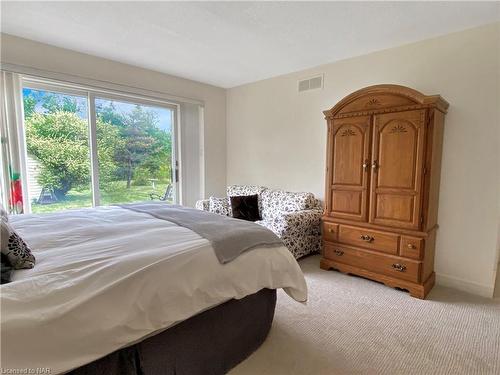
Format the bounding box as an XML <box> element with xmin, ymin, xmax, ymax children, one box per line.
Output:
<box><xmin>230</xmin><ymin>255</ymin><xmax>500</xmax><ymax>375</ymax></box>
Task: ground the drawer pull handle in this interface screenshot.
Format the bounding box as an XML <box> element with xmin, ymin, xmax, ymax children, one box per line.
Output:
<box><xmin>391</xmin><ymin>263</ymin><xmax>407</xmax><ymax>272</ymax></box>
<box><xmin>334</xmin><ymin>249</ymin><xmax>344</xmax><ymax>256</ymax></box>
<box><xmin>407</xmin><ymin>243</ymin><xmax>415</xmax><ymax>249</ymax></box>
<box><xmin>328</xmin><ymin>228</ymin><xmax>334</xmax><ymax>233</ymax></box>
<box><xmin>360</xmin><ymin>235</ymin><xmax>374</xmax><ymax>242</ymax></box>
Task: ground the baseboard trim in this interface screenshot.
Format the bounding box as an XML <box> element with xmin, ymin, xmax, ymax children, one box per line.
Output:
<box><xmin>436</xmin><ymin>272</ymin><xmax>494</xmax><ymax>298</ymax></box>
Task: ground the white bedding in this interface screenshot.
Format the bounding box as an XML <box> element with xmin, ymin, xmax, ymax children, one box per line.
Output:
<box><xmin>1</xmin><ymin>206</ymin><xmax>307</xmax><ymax>374</ymax></box>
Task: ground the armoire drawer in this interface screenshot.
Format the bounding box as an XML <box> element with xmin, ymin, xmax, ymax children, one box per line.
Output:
<box><xmin>324</xmin><ymin>243</ymin><xmax>421</xmax><ymax>283</ymax></box>
<box><xmin>338</xmin><ymin>225</ymin><xmax>399</xmax><ymax>255</ymax></box>
<box><xmin>400</xmin><ymin>236</ymin><xmax>424</xmax><ymax>260</ymax></box>
<box><xmin>323</xmin><ymin>222</ymin><xmax>339</xmax><ymax>242</ymax></box>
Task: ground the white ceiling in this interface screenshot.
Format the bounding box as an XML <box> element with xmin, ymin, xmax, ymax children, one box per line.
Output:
<box><xmin>1</xmin><ymin>2</ymin><xmax>499</xmax><ymax>88</ymax></box>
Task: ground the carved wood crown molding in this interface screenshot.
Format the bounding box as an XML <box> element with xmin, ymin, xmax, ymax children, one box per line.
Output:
<box><xmin>323</xmin><ymin>84</ymin><xmax>449</xmax><ymax>120</ymax></box>
<box><xmin>332</xmin><ymin>104</ymin><xmax>433</xmax><ymax>119</ymax></box>
<box><xmin>390</xmin><ymin>124</ymin><xmax>408</xmax><ymax>133</ymax></box>
<box><xmin>365</xmin><ymin>97</ymin><xmax>382</xmax><ymax>107</ymax></box>
<box><xmin>340</xmin><ymin>129</ymin><xmax>356</xmax><ymax>137</ymax></box>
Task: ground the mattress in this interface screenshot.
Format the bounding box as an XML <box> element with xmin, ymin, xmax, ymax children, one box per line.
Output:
<box><xmin>1</xmin><ymin>206</ymin><xmax>307</xmax><ymax>374</ymax></box>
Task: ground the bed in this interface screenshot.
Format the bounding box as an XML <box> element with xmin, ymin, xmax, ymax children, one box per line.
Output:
<box><xmin>1</xmin><ymin>203</ymin><xmax>307</xmax><ymax>374</ymax></box>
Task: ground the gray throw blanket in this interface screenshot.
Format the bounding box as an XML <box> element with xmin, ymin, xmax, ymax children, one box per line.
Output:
<box><xmin>119</xmin><ymin>203</ymin><xmax>283</xmax><ymax>264</ymax></box>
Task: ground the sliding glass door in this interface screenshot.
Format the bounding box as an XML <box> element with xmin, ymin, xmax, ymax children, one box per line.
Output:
<box><xmin>23</xmin><ymin>87</ymin><xmax>93</xmax><ymax>213</ymax></box>
<box><xmin>20</xmin><ymin>80</ymin><xmax>177</xmax><ymax>214</ymax></box>
<box><xmin>95</xmin><ymin>97</ymin><xmax>175</xmax><ymax>205</ymax></box>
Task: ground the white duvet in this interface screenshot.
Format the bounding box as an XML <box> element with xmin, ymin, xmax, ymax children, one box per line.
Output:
<box><xmin>1</xmin><ymin>206</ymin><xmax>307</xmax><ymax>374</ymax></box>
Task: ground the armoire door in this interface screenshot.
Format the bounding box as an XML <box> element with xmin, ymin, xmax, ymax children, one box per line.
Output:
<box><xmin>369</xmin><ymin>109</ymin><xmax>426</xmax><ymax>229</ymax></box>
<box><xmin>329</xmin><ymin>116</ymin><xmax>371</xmax><ymax>221</ymax></box>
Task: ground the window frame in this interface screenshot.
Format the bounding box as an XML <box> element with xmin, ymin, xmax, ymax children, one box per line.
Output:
<box><xmin>20</xmin><ymin>76</ymin><xmax>180</xmax><ymax>213</ymax></box>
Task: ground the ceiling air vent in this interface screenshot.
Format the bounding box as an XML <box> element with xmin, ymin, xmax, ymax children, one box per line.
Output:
<box><xmin>298</xmin><ymin>74</ymin><xmax>323</xmax><ymax>93</ymax></box>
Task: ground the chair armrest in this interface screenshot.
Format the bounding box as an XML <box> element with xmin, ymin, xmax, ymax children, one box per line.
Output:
<box><xmin>195</xmin><ymin>199</ymin><xmax>210</xmax><ymax>211</ymax></box>
<box><xmin>265</xmin><ymin>209</ymin><xmax>322</xmax><ymax>237</ymax></box>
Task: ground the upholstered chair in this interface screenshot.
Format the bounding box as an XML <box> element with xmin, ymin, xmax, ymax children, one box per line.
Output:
<box><xmin>196</xmin><ymin>185</ymin><xmax>322</xmax><ymax>259</ymax></box>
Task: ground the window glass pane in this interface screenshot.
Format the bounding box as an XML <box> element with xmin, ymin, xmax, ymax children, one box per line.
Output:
<box><xmin>23</xmin><ymin>88</ymin><xmax>92</xmax><ymax>213</ymax></box>
<box><xmin>95</xmin><ymin>98</ymin><xmax>174</xmax><ymax>205</ymax></box>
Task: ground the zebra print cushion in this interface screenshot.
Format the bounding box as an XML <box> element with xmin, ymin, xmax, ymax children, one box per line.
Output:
<box><xmin>209</xmin><ymin>196</ymin><xmax>232</xmax><ymax>216</ymax></box>
<box><xmin>1</xmin><ymin>219</ymin><xmax>36</xmax><ymax>270</ymax></box>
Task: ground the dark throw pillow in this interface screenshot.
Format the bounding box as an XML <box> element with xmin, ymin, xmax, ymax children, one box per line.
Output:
<box><xmin>1</xmin><ymin>219</ymin><xmax>36</xmax><ymax>270</ymax></box>
<box><xmin>230</xmin><ymin>194</ymin><xmax>261</xmax><ymax>222</ymax></box>
<box><xmin>1</xmin><ymin>253</ymin><xmax>13</xmax><ymax>284</ymax></box>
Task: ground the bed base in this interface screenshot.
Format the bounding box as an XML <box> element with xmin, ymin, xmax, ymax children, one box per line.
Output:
<box><xmin>68</xmin><ymin>288</ymin><xmax>276</xmax><ymax>375</ymax></box>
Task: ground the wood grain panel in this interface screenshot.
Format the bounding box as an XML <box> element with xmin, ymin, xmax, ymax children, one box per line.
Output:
<box><xmin>338</xmin><ymin>224</ymin><xmax>399</xmax><ymax>254</ymax></box>
<box><xmin>323</xmin><ymin>243</ymin><xmax>421</xmax><ymax>283</ymax></box>
<box><xmin>423</xmin><ymin>109</ymin><xmax>445</xmax><ymax>231</ymax></box>
<box><xmin>331</xmin><ymin>190</ymin><xmax>362</xmax><ymax>215</ymax></box>
<box><xmin>375</xmin><ymin>194</ymin><xmax>414</xmax><ymax>222</ymax></box>
<box><xmin>338</xmin><ymin>94</ymin><xmax>415</xmax><ymax>115</ymax></box>
<box><xmin>320</xmin><ymin>258</ymin><xmax>435</xmax><ymax>299</ymax></box>
<box><xmin>329</xmin><ymin>116</ymin><xmax>371</xmax><ymax>221</ymax></box>
<box><xmin>400</xmin><ymin>236</ymin><xmax>424</xmax><ymax>260</ymax></box>
<box><xmin>369</xmin><ymin>109</ymin><xmax>426</xmax><ymax>229</ymax></box>
<box><xmin>323</xmin><ymin>222</ymin><xmax>339</xmax><ymax>242</ymax></box>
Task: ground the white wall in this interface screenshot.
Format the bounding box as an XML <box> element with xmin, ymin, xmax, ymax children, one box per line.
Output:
<box><xmin>227</xmin><ymin>23</ymin><xmax>500</xmax><ymax>297</ymax></box>
<box><xmin>0</xmin><ymin>34</ymin><xmax>227</xmax><ymax>203</ymax></box>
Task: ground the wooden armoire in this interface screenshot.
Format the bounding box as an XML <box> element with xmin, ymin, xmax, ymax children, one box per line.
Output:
<box><xmin>320</xmin><ymin>85</ymin><xmax>448</xmax><ymax>299</ymax></box>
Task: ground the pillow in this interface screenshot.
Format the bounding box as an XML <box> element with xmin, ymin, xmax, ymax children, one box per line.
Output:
<box><xmin>1</xmin><ymin>253</ymin><xmax>13</xmax><ymax>284</ymax></box>
<box><xmin>230</xmin><ymin>195</ymin><xmax>261</xmax><ymax>222</ymax></box>
<box><xmin>1</xmin><ymin>219</ymin><xmax>36</xmax><ymax>269</ymax></box>
<box><xmin>226</xmin><ymin>185</ymin><xmax>267</xmax><ymax>197</ymax></box>
<box><xmin>209</xmin><ymin>196</ymin><xmax>232</xmax><ymax>216</ymax></box>
<box><xmin>260</xmin><ymin>189</ymin><xmax>316</xmax><ymax>220</ymax></box>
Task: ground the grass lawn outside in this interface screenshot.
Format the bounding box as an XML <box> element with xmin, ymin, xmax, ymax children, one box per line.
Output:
<box><xmin>31</xmin><ymin>181</ymin><xmax>172</xmax><ymax>214</ymax></box>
